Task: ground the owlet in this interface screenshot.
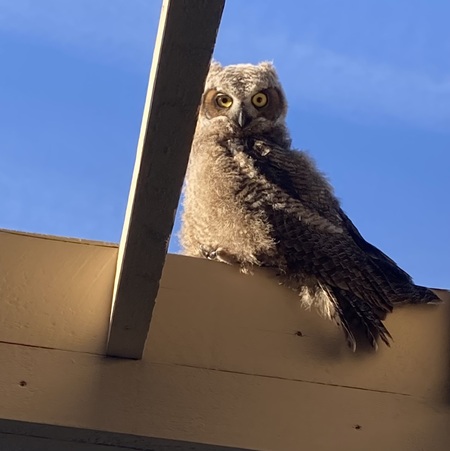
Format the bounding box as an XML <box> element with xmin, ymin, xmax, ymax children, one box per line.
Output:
<box><xmin>180</xmin><ymin>61</ymin><xmax>442</xmax><ymax>350</ymax></box>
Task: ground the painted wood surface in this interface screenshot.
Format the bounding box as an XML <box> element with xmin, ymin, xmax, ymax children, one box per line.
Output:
<box><xmin>0</xmin><ymin>230</ymin><xmax>449</xmax><ymax>450</ymax></box>
<box><xmin>108</xmin><ymin>0</ymin><xmax>225</xmax><ymax>358</ymax></box>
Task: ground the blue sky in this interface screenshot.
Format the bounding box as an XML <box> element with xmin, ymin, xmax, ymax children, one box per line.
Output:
<box><xmin>0</xmin><ymin>0</ymin><xmax>448</xmax><ymax>288</ymax></box>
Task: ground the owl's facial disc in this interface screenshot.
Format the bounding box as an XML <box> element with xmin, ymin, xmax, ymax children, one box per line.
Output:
<box><xmin>202</xmin><ymin>87</ymin><xmax>284</xmax><ymax>131</ymax></box>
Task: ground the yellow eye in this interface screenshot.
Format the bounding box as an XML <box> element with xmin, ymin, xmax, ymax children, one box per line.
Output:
<box><xmin>215</xmin><ymin>93</ymin><xmax>233</xmax><ymax>108</ymax></box>
<box><xmin>251</xmin><ymin>92</ymin><xmax>268</xmax><ymax>108</ymax></box>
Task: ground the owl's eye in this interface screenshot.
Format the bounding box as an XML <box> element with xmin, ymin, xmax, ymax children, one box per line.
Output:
<box><xmin>251</xmin><ymin>92</ymin><xmax>268</xmax><ymax>108</ymax></box>
<box><xmin>215</xmin><ymin>94</ymin><xmax>233</xmax><ymax>108</ymax></box>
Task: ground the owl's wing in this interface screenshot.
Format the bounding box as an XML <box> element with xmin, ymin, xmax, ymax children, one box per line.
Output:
<box><xmin>245</xmin><ymin>139</ymin><xmax>396</xmax><ymax>312</ymax></box>
<box><xmin>265</xmin><ymin>197</ymin><xmax>397</xmax><ymax>348</ymax></box>
<box><xmin>270</xmin><ymin>206</ymin><xmax>394</xmax><ymax>310</ymax></box>
<box><xmin>337</xmin><ymin>208</ymin><xmax>413</xmax><ymax>284</ymax></box>
<box><xmin>247</xmin><ymin>139</ymin><xmax>413</xmax><ymax>287</ymax></box>
<box><xmin>244</xmin><ymin>139</ymin><xmax>442</xmax><ymax>347</ymax></box>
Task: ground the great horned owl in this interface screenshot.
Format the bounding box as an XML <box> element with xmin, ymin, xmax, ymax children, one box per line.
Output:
<box><xmin>180</xmin><ymin>61</ymin><xmax>441</xmax><ymax>350</ymax></box>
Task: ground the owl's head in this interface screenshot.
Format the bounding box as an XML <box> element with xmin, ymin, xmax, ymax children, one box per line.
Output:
<box><xmin>198</xmin><ymin>61</ymin><xmax>287</xmax><ymax>136</ymax></box>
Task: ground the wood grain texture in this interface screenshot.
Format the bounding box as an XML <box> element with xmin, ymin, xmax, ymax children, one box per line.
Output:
<box><xmin>107</xmin><ymin>0</ymin><xmax>225</xmax><ymax>358</ymax></box>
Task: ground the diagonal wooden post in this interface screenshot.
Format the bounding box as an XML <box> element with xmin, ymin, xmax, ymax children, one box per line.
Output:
<box><xmin>107</xmin><ymin>0</ymin><xmax>225</xmax><ymax>358</ymax></box>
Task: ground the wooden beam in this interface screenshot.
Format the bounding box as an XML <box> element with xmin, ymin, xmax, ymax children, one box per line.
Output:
<box><xmin>0</xmin><ymin>419</ymin><xmax>237</xmax><ymax>451</ymax></box>
<box><xmin>107</xmin><ymin>0</ymin><xmax>225</xmax><ymax>358</ymax></box>
<box><xmin>1</xmin><ymin>231</ymin><xmax>449</xmax><ymax>449</ymax></box>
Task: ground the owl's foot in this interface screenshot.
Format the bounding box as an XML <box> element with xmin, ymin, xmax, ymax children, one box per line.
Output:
<box><xmin>200</xmin><ymin>245</ymin><xmax>219</xmax><ymax>260</ymax></box>
<box><xmin>200</xmin><ymin>245</ymin><xmax>238</xmax><ymax>265</ymax></box>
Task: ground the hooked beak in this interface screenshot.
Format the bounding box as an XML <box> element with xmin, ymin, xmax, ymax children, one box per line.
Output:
<box><xmin>237</xmin><ymin>108</ymin><xmax>251</xmax><ymax>128</ymax></box>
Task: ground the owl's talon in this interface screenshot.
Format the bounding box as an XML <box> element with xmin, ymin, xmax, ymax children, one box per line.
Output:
<box><xmin>199</xmin><ymin>245</ymin><xmax>239</xmax><ymax>265</ymax></box>
<box><xmin>200</xmin><ymin>245</ymin><xmax>218</xmax><ymax>260</ymax></box>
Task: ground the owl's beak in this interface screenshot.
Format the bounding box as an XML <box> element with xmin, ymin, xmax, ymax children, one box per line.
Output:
<box><xmin>237</xmin><ymin>108</ymin><xmax>251</xmax><ymax>128</ymax></box>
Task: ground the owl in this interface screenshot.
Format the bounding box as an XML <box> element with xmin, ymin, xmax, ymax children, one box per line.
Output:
<box><xmin>180</xmin><ymin>61</ymin><xmax>442</xmax><ymax>350</ymax></box>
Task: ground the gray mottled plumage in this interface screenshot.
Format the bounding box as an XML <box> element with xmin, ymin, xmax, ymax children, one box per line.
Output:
<box><xmin>180</xmin><ymin>61</ymin><xmax>441</xmax><ymax>350</ymax></box>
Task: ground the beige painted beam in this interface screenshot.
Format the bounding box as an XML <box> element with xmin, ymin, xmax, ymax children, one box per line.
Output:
<box><xmin>108</xmin><ymin>0</ymin><xmax>225</xmax><ymax>358</ymax></box>
<box><xmin>0</xmin><ymin>419</ymin><xmax>237</xmax><ymax>451</ymax></box>
<box><xmin>0</xmin><ymin>230</ymin><xmax>449</xmax><ymax>450</ymax></box>
<box><xmin>0</xmin><ymin>229</ymin><xmax>117</xmax><ymax>354</ymax></box>
<box><xmin>1</xmin><ymin>342</ymin><xmax>448</xmax><ymax>451</ymax></box>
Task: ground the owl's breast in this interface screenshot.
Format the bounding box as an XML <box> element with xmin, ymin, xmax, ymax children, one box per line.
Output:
<box><xmin>180</xmin><ymin>139</ymin><xmax>276</xmax><ymax>264</ymax></box>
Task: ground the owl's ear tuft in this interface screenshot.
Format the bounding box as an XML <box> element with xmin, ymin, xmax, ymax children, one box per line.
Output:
<box><xmin>208</xmin><ymin>60</ymin><xmax>223</xmax><ymax>75</ymax></box>
<box><xmin>259</xmin><ymin>61</ymin><xmax>276</xmax><ymax>72</ymax></box>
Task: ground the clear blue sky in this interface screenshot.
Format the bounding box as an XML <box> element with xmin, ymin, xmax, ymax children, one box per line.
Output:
<box><xmin>0</xmin><ymin>0</ymin><xmax>448</xmax><ymax>288</ymax></box>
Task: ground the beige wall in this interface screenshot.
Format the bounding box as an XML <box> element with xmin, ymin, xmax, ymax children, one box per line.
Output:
<box><xmin>0</xmin><ymin>230</ymin><xmax>449</xmax><ymax>450</ymax></box>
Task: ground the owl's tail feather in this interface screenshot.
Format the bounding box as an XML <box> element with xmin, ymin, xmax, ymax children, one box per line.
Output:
<box><xmin>404</xmin><ymin>285</ymin><xmax>444</xmax><ymax>304</ymax></box>
<box><xmin>430</xmin><ymin>288</ymin><xmax>450</xmax><ymax>303</ymax></box>
<box><xmin>324</xmin><ymin>285</ymin><xmax>392</xmax><ymax>351</ymax></box>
